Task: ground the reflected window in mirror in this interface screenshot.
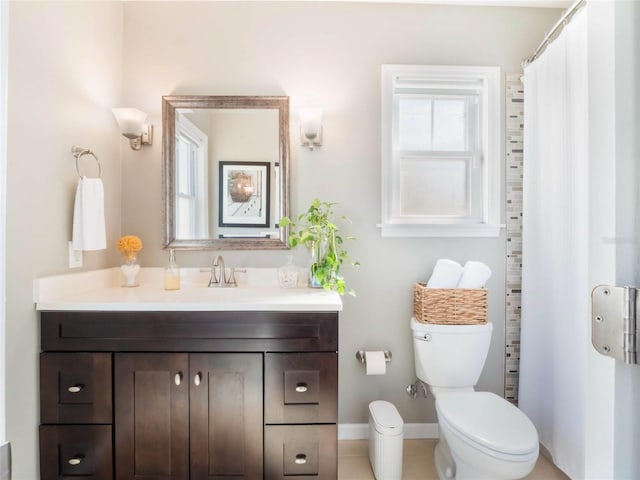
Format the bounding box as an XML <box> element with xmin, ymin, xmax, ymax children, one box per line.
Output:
<box><xmin>176</xmin><ymin>112</ymin><xmax>209</xmax><ymax>239</ymax></box>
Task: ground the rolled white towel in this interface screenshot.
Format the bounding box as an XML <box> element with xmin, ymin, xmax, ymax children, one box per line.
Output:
<box><xmin>427</xmin><ymin>259</ymin><xmax>463</xmax><ymax>288</ymax></box>
<box><xmin>457</xmin><ymin>261</ymin><xmax>492</xmax><ymax>289</ymax></box>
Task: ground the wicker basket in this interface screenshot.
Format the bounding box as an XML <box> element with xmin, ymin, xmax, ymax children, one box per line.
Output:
<box><xmin>413</xmin><ymin>282</ymin><xmax>487</xmax><ymax>325</ymax></box>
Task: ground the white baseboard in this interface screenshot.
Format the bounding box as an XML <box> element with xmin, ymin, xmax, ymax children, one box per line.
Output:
<box><xmin>338</xmin><ymin>423</ymin><xmax>439</xmax><ymax>440</ymax></box>
<box><xmin>338</xmin><ymin>423</ymin><xmax>369</xmax><ymax>440</ymax></box>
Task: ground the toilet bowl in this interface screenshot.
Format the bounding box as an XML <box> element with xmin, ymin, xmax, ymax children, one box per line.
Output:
<box><xmin>436</xmin><ymin>391</ymin><xmax>539</xmax><ymax>480</ymax></box>
<box><xmin>411</xmin><ymin>318</ymin><xmax>539</xmax><ymax>480</ymax></box>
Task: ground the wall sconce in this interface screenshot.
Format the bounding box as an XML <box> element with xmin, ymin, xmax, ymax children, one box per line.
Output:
<box><xmin>300</xmin><ymin>106</ymin><xmax>323</xmax><ymax>151</ymax></box>
<box><xmin>112</xmin><ymin>107</ymin><xmax>153</xmax><ymax>151</ymax></box>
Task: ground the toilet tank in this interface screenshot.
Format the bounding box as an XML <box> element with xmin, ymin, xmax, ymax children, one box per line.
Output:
<box><xmin>411</xmin><ymin>318</ymin><xmax>493</xmax><ymax>388</ymax></box>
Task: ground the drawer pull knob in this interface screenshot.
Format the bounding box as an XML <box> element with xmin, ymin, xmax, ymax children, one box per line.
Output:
<box><xmin>194</xmin><ymin>372</ymin><xmax>202</xmax><ymax>386</ymax></box>
<box><xmin>295</xmin><ymin>454</ymin><xmax>307</xmax><ymax>465</ymax></box>
<box><xmin>295</xmin><ymin>383</ymin><xmax>308</xmax><ymax>393</ymax></box>
<box><xmin>67</xmin><ymin>384</ymin><xmax>83</xmax><ymax>394</ymax></box>
<box><xmin>174</xmin><ymin>372</ymin><xmax>183</xmax><ymax>386</ymax></box>
<box><xmin>68</xmin><ymin>456</ymin><xmax>83</xmax><ymax>466</ymax></box>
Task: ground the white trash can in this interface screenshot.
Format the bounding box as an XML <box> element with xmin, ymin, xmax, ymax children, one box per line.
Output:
<box><xmin>368</xmin><ymin>400</ymin><xmax>403</xmax><ymax>480</ymax></box>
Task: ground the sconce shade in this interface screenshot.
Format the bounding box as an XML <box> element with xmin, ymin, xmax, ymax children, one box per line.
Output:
<box><xmin>300</xmin><ymin>106</ymin><xmax>323</xmax><ymax>150</ymax></box>
<box><xmin>112</xmin><ymin>108</ymin><xmax>147</xmax><ymax>139</ymax></box>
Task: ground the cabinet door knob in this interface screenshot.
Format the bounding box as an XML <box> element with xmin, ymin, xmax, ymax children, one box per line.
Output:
<box><xmin>295</xmin><ymin>382</ymin><xmax>308</xmax><ymax>393</ymax></box>
<box><xmin>295</xmin><ymin>453</ymin><xmax>307</xmax><ymax>465</ymax></box>
<box><xmin>67</xmin><ymin>384</ymin><xmax>84</xmax><ymax>393</ymax></box>
<box><xmin>194</xmin><ymin>372</ymin><xmax>202</xmax><ymax>386</ymax></box>
<box><xmin>68</xmin><ymin>456</ymin><xmax>83</xmax><ymax>466</ymax></box>
<box><xmin>174</xmin><ymin>372</ymin><xmax>182</xmax><ymax>386</ymax></box>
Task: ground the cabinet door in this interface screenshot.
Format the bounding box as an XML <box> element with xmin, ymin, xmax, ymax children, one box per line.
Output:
<box><xmin>115</xmin><ymin>353</ymin><xmax>189</xmax><ymax>479</ymax></box>
<box><xmin>190</xmin><ymin>353</ymin><xmax>263</xmax><ymax>479</ymax></box>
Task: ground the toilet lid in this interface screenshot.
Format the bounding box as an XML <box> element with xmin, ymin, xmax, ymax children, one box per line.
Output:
<box><xmin>436</xmin><ymin>391</ymin><xmax>538</xmax><ymax>456</ymax></box>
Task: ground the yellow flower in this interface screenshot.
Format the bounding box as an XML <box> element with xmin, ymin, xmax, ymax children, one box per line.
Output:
<box><xmin>118</xmin><ymin>235</ymin><xmax>143</xmax><ymax>261</ymax></box>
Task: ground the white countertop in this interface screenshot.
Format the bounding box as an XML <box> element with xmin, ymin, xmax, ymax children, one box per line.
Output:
<box><xmin>34</xmin><ymin>268</ymin><xmax>343</xmax><ymax>312</ymax></box>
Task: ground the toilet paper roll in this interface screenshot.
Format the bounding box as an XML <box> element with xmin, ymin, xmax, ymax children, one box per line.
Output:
<box><xmin>365</xmin><ymin>351</ymin><xmax>387</xmax><ymax>375</ymax></box>
<box><xmin>457</xmin><ymin>261</ymin><xmax>492</xmax><ymax>289</ymax></box>
<box><xmin>427</xmin><ymin>259</ymin><xmax>464</xmax><ymax>288</ymax></box>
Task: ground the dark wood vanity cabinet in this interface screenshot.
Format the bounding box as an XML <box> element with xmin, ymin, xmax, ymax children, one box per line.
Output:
<box><xmin>39</xmin><ymin>310</ymin><xmax>339</xmax><ymax>480</ymax></box>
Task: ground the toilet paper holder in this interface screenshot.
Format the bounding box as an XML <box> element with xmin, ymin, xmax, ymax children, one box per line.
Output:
<box><xmin>356</xmin><ymin>350</ymin><xmax>392</xmax><ymax>365</ymax></box>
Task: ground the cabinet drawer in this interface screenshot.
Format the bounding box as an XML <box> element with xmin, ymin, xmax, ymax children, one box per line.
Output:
<box><xmin>40</xmin><ymin>353</ymin><xmax>112</xmax><ymax>424</ymax></box>
<box><xmin>40</xmin><ymin>425</ymin><xmax>113</xmax><ymax>480</ymax></box>
<box><xmin>265</xmin><ymin>353</ymin><xmax>337</xmax><ymax>424</ymax></box>
<box><xmin>265</xmin><ymin>425</ymin><xmax>337</xmax><ymax>479</ymax></box>
<box><xmin>41</xmin><ymin>311</ymin><xmax>338</xmax><ymax>352</ymax></box>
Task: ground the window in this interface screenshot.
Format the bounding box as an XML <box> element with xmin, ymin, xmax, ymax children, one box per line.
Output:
<box><xmin>175</xmin><ymin>113</ymin><xmax>209</xmax><ymax>239</ymax></box>
<box><xmin>380</xmin><ymin>65</ymin><xmax>502</xmax><ymax>237</ymax></box>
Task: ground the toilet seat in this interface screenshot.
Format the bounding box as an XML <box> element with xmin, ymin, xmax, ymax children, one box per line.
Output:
<box><xmin>436</xmin><ymin>391</ymin><xmax>538</xmax><ymax>461</ymax></box>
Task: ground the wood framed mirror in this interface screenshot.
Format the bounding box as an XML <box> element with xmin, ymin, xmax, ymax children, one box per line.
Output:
<box><xmin>162</xmin><ymin>95</ymin><xmax>290</xmax><ymax>250</ymax></box>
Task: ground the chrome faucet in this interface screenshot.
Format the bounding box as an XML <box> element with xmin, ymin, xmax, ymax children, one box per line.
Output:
<box><xmin>209</xmin><ymin>255</ymin><xmax>226</xmax><ymax>287</ymax></box>
<box><xmin>208</xmin><ymin>255</ymin><xmax>237</xmax><ymax>287</ymax></box>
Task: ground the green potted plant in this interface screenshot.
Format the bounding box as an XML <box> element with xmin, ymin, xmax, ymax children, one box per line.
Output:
<box><xmin>280</xmin><ymin>198</ymin><xmax>358</xmax><ymax>295</ymax></box>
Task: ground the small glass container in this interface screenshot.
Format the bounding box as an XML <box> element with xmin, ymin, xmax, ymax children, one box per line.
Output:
<box><xmin>164</xmin><ymin>249</ymin><xmax>181</xmax><ymax>291</ymax></box>
<box><xmin>121</xmin><ymin>254</ymin><xmax>140</xmax><ymax>287</ymax></box>
<box><xmin>278</xmin><ymin>255</ymin><xmax>299</xmax><ymax>288</ymax></box>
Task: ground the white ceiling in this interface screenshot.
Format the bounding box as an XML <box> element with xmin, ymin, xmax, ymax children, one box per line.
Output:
<box><xmin>253</xmin><ymin>0</ymin><xmax>572</xmax><ymax>8</ymax></box>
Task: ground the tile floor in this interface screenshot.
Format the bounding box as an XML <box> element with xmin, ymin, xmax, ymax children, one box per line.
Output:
<box><xmin>338</xmin><ymin>439</ymin><xmax>569</xmax><ymax>480</ymax></box>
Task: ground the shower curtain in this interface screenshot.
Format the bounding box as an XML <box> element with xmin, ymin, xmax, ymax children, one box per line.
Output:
<box><xmin>519</xmin><ymin>8</ymin><xmax>588</xmax><ymax>480</ymax></box>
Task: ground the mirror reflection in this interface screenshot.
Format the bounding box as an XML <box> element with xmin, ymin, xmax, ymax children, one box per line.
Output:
<box><xmin>163</xmin><ymin>96</ymin><xmax>290</xmax><ymax>250</ymax></box>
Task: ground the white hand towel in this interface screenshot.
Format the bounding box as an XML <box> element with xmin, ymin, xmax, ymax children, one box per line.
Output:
<box><xmin>427</xmin><ymin>259</ymin><xmax>463</xmax><ymax>288</ymax></box>
<box><xmin>72</xmin><ymin>177</ymin><xmax>106</xmax><ymax>251</ymax></box>
<box><xmin>457</xmin><ymin>261</ymin><xmax>492</xmax><ymax>289</ymax></box>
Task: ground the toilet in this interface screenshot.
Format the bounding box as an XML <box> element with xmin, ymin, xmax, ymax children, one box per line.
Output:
<box><xmin>411</xmin><ymin>318</ymin><xmax>539</xmax><ymax>480</ymax></box>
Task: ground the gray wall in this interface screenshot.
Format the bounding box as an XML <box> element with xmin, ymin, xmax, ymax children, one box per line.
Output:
<box><xmin>4</xmin><ymin>2</ymin><xmax>560</xmax><ymax>478</ymax></box>
<box><xmin>119</xmin><ymin>1</ymin><xmax>559</xmax><ymax>424</ymax></box>
<box><xmin>6</xmin><ymin>2</ymin><xmax>123</xmax><ymax>479</ymax></box>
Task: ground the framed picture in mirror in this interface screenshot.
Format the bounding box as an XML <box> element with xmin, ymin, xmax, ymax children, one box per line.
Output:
<box><xmin>219</xmin><ymin>161</ymin><xmax>270</xmax><ymax>227</ymax></box>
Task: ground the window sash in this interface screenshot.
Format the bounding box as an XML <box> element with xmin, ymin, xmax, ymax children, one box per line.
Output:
<box><xmin>390</xmin><ymin>90</ymin><xmax>482</xmax><ymax>222</ymax></box>
<box><xmin>393</xmin><ymin>93</ymin><xmax>479</xmax><ymax>153</ymax></box>
<box><xmin>176</xmin><ymin>135</ymin><xmax>198</xmax><ymax>198</ymax></box>
<box><xmin>389</xmin><ymin>154</ymin><xmax>484</xmax><ymax>223</ymax></box>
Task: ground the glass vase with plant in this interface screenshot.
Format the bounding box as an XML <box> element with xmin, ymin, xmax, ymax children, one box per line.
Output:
<box><xmin>280</xmin><ymin>198</ymin><xmax>358</xmax><ymax>296</ymax></box>
<box><xmin>118</xmin><ymin>235</ymin><xmax>143</xmax><ymax>287</ymax></box>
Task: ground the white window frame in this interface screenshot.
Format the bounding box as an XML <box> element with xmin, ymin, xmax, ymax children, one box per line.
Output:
<box><xmin>380</xmin><ymin>64</ymin><xmax>503</xmax><ymax>237</ymax></box>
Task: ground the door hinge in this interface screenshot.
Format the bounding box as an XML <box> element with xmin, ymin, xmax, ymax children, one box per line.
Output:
<box><xmin>592</xmin><ymin>285</ymin><xmax>639</xmax><ymax>364</ymax></box>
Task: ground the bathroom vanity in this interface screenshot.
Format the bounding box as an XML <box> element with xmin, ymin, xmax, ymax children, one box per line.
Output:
<box><xmin>35</xmin><ymin>268</ymin><xmax>342</xmax><ymax>480</ymax></box>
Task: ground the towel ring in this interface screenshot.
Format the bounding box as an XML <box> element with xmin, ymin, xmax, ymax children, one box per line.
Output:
<box><xmin>72</xmin><ymin>145</ymin><xmax>102</xmax><ymax>179</ymax></box>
